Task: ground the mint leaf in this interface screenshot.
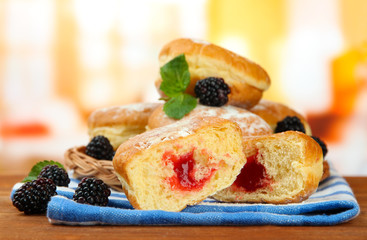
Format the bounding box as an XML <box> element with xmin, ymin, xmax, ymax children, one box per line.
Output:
<box><xmin>160</xmin><ymin>54</ymin><xmax>190</xmax><ymax>97</ymax></box>
<box><xmin>159</xmin><ymin>54</ymin><xmax>198</xmax><ymax>119</ymax></box>
<box><xmin>22</xmin><ymin>160</ymin><xmax>65</xmax><ymax>182</ymax></box>
<box><xmin>163</xmin><ymin>93</ymin><xmax>197</xmax><ymax>119</ymax></box>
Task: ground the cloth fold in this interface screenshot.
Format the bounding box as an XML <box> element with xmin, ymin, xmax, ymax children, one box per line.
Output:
<box><xmin>11</xmin><ymin>167</ymin><xmax>360</xmax><ymax>226</ymax></box>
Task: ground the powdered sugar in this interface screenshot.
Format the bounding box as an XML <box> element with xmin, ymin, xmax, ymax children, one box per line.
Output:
<box><xmin>90</xmin><ymin>103</ymin><xmax>160</xmax><ymax>122</ymax></box>
<box><xmin>132</xmin><ymin>118</ymin><xmax>197</xmax><ymax>151</ymax></box>
<box><xmin>190</xmin><ymin>38</ymin><xmax>211</xmax><ymax>45</ymax></box>
<box><xmin>97</xmin><ymin>103</ymin><xmax>159</xmax><ymax>115</ymax></box>
<box><xmin>183</xmin><ymin>105</ymin><xmax>272</xmax><ymax>137</ymax></box>
<box><xmin>118</xmin><ymin>103</ymin><xmax>160</xmax><ymax>112</ymax></box>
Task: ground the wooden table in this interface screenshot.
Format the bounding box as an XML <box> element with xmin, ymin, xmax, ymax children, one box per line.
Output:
<box><xmin>0</xmin><ymin>174</ymin><xmax>366</xmax><ymax>240</ymax></box>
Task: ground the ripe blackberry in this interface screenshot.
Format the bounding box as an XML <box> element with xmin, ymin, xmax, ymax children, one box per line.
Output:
<box><xmin>194</xmin><ymin>77</ymin><xmax>231</xmax><ymax>107</ymax></box>
<box><xmin>73</xmin><ymin>177</ymin><xmax>111</xmax><ymax>206</ymax></box>
<box><xmin>274</xmin><ymin>116</ymin><xmax>306</xmax><ymax>133</ymax></box>
<box><xmin>312</xmin><ymin>136</ymin><xmax>328</xmax><ymax>158</ymax></box>
<box><xmin>12</xmin><ymin>178</ymin><xmax>56</xmax><ymax>215</ymax></box>
<box><xmin>38</xmin><ymin>165</ymin><xmax>70</xmax><ymax>187</ymax></box>
<box><xmin>85</xmin><ymin>135</ymin><xmax>115</xmax><ymax>160</ymax></box>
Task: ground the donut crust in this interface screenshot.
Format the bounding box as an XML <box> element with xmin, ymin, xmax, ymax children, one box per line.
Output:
<box><xmin>249</xmin><ymin>99</ymin><xmax>312</xmax><ymax>135</ymax></box>
<box><xmin>88</xmin><ymin>103</ymin><xmax>161</xmax><ymax>149</ymax></box>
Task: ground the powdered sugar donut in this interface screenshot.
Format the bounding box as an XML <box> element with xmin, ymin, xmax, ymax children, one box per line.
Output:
<box><xmin>113</xmin><ymin>117</ymin><xmax>246</xmax><ymax>211</ymax></box>
<box><xmin>88</xmin><ymin>103</ymin><xmax>161</xmax><ymax>150</ymax></box>
<box><xmin>212</xmin><ymin>131</ymin><xmax>323</xmax><ymax>204</ymax></box>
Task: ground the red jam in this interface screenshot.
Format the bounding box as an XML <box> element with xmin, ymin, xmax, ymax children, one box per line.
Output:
<box><xmin>233</xmin><ymin>153</ymin><xmax>271</xmax><ymax>192</ymax></box>
<box><xmin>163</xmin><ymin>150</ymin><xmax>216</xmax><ymax>191</ymax></box>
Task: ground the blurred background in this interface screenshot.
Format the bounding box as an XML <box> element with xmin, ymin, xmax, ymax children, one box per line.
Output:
<box><xmin>0</xmin><ymin>0</ymin><xmax>366</xmax><ymax>176</ymax></box>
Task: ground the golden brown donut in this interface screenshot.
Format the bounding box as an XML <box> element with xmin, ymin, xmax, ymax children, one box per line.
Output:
<box><xmin>156</xmin><ymin>38</ymin><xmax>271</xmax><ymax>109</ymax></box>
<box><xmin>113</xmin><ymin>117</ymin><xmax>246</xmax><ymax>211</ymax></box>
<box><xmin>212</xmin><ymin>131</ymin><xmax>324</xmax><ymax>204</ymax></box>
<box><xmin>249</xmin><ymin>99</ymin><xmax>312</xmax><ymax>135</ymax></box>
<box><xmin>320</xmin><ymin>160</ymin><xmax>330</xmax><ymax>182</ymax></box>
<box><xmin>88</xmin><ymin>102</ymin><xmax>161</xmax><ymax>150</ymax></box>
<box><xmin>147</xmin><ymin>104</ymin><xmax>273</xmax><ymax>138</ymax></box>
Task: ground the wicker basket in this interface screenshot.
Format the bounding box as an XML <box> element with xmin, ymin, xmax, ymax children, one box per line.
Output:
<box><xmin>64</xmin><ymin>146</ymin><xmax>122</xmax><ymax>191</ymax></box>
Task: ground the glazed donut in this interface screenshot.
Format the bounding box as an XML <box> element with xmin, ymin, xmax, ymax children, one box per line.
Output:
<box><xmin>156</xmin><ymin>38</ymin><xmax>271</xmax><ymax>109</ymax></box>
<box><xmin>147</xmin><ymin>104</ymin><xmax>273</xmax><ymax>138</ymax></box>
<box><xmin>249</xmin><ymin>99</ymin><xmax>312</xmax><ymax>135</ymax></box>
<box><xmin>113</xmin><ymin>117</ymin><xmax>246</xmax><ymax>211</ymax></box>
<box><xmin>212</xmin><ymin>131</ymin><xmax>324</xmax><ymax>204</ymax></box>
<box><xmin>88</xmin><ymin>102</ymin><xmax>161</xmax><ymax>150</ymax></box>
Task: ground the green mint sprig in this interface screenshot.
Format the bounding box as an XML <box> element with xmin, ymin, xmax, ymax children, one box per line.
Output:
<box><xmin>22</xmin><ymin>160</ymin><xmax>65</xmax><ymax>183</ymax></box>
<box><xmin>159</xmin><ymin>54</ymin><xmax>197</xmax><ymax>119</ymax></box>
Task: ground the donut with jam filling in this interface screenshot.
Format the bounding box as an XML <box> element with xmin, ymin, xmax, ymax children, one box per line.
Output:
<box><xmin>113</xmin><ymin>117</ymin><xmax>246</xmax><ymax>211</ymax></box>
<box><xmin>212</xmin><ymin>131</ymin><xmax>323</xmax><ymax>204</ymax></box>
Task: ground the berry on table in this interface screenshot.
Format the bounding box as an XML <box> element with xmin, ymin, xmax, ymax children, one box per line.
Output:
<box><xmin>275</xmin><ymin>116</ymin><xmax>306</xmax><ymax>133</ymax></box>
<box><xmin>73</xmin><ymin>177</ymin><xmax>111</xmax><ymax>206</ymax></box>
<box><xmin>194</xmin><ymin>77</ymin><xmax>231</xmax><ymax>107</ymax></box>
<box><xmin>85</xmin><ymin>135</ymin><xmax>115</xmax><ymax>160</ymax></box>
<box><xmin>38</xmin><ymin>165</ymin><xmax>70</xmax><ymax>187</ymax></box>
<box><xmin>12</xmin><ymin>178</ymin><xmax>56</xmax><ymax>215</ymax></box>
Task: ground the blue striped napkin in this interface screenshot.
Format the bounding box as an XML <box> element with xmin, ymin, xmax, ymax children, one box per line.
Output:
<box><xmin>11</xmin><ymin>165</ymin><xmax>360</xmax><ymax>226</ymax></box>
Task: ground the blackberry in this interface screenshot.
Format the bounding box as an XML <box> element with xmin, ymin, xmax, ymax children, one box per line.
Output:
<box><xmin>274</xmin><ymin>116</ymin><xmax>306</xmax><ymax>133</ymax></box>
<box><xmin>73</xmin><ymin>177</ymin><xmax>111</xmax><ymax>206</ymax></box>
<box><xmin>194</xmin><ymin>77</ymin><xmax>231</xmax><ymax>107</ymax></box>
<box><xmin>12</xmin><ymin>178</ymin><xmax>56</xmax><ymax>215</ymax></box>
<box><xmin>312</xmin><ymin>136</ymin><xmax>328</xmax><ymax>158</ymax></box>
<box><xmin>38</xmin><ymin>165</ymin><xmax>70</xmax><ymax>187</ymax></box>
<box><xmin>85</xmin><ymin>135</ymin><xmax>115</xmax><ymax>160</ymax></box>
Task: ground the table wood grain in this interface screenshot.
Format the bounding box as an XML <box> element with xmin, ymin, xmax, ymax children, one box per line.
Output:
<box><xmin>0</xmin><ymin>174</ymin><xmax>366</xmax><ymax>240</ymax></box>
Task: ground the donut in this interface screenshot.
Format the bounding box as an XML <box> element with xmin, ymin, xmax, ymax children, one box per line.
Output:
<box><xmin>113</xmin><ymin>117</ymin><xmax>246</xmax><ymax>211</ymax></box>
<box><xmin>321</xmin><ymin>160</ymin><xmax>330</xmax><ymax>182</ymax></box>
<box><xmin>212</xmin><ymin>131</ymin><xmax>324</xmax><ymax>204</ymax></box>
<box><xmin>156</xmin><ymin>38</ymin><xmax>271</xmax><ymax>109</ymax></box>
<box><xmin>147</xmin><ymin>104</ymin><xmax>273</xmax><ymax>138</ymax></box>
<box><xmin>249</xmin><ymin>99</ymin><xmax>312</xmax><ymax>135</ymax></box>
<box><xmin>88</xmin><ymin>103</ymin><xmax>161</xmax><ymax>150</ymax></box>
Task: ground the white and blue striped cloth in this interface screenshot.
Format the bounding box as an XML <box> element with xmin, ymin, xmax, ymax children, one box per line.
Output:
<box><xmin>11</xmin><ymin>165</ymin><xmax>360</xmax><ymax>226</ymax></box>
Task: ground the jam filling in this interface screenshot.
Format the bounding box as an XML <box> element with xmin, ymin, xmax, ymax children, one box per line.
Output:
<box><xmin>163</xmin><ymin>150</ymin><xmax>216</xmax><ymax>191</ymax></box>
<box><xmin>233</xmin><ymin>153</ymin><xmax>271</xmax><ymax>192</ymax></box>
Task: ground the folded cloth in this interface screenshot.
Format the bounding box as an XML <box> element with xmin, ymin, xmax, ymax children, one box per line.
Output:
<box><xmin>11</xmin><ymin>166</ymin><xmax>360</xmax><ymax>226</ymax></box>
